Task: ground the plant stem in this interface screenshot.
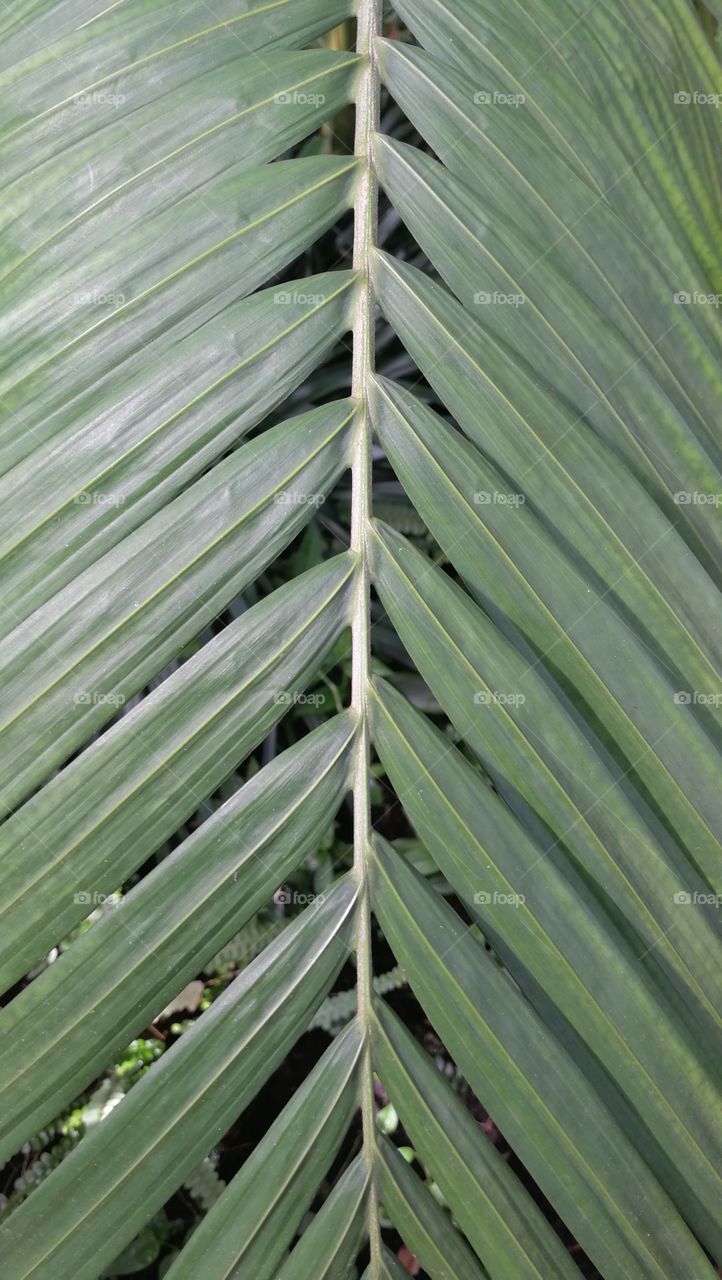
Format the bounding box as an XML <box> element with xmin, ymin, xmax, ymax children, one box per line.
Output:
<box><xmin>351</xmin><ymin>0</ymin><xmax>382</xmax><ymax>1271</ymax></box>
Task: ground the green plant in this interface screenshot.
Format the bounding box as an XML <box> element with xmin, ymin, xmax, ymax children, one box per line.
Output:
<box><xmin>0</xmin><ymin>1</ymin><xmax>720</xmax><ymax>1277</ymax></box>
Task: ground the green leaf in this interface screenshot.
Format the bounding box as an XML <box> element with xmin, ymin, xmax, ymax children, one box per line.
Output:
<box><xmin>376</xmin><ymin>1133</ymin><xmax>487</xmax><ymax>1280</ymax></box>
<box><xmin>369</xmin><ymin>375</ymin><xmax>722</xmax><ymax>887</ymax></box>
<box><xmin>370</xmin><ymin>837</ymin><xmax>718</xmax><ymax>1275</ymax></box>
<box><xmin>373</xmin><ymin>135</ymin><xmax>722</xmax><ymax>608</ymax></box>
<box><xmin>365</xmin><ymin>1246</ymin><xmax>414</xmax><ymax>1280</ymax></box>
<box><xmin>0</xmin><ymin>399</ymin><xmax>355</xmax><ymax>809</ymax></box>
<box><xmin>0</xmin><ymin>155</ymin><xmax>358</xmax><ymax>623</ymax></box>
<box><xmin>277</xmin><ymin>1154</ymin><xmax>369</xmax><ymax>1280</ymax></box>
<box><xmin>165</xmin><ymin>1023</ymin><xmax>363</xmax><ymax>1280</ymax></box>
<box><xmin>0</xmin><ymin>553</ymin><xmax>354</xmax><ymax>990</ymax></box>
<box><xmin>0</xmin><ymin>1</ymin><xmax>354</xmax><ymax>89</ymax></box>
<box><xmin>0</xmin><ymin>878</ymin><xmax>358</xmax><ymax>1280</ymax></box>
<box><xmin>1</xmin><ymin>156</ymin><xmax>357</xmax><ymax>415</ymax></box>
<box><xmin>368</xmin><ymin>525</ymin><xmax>722</xmax><ymax>1024</ymax></box>
<box><xmin>2</xmin><ymin>0</ymin><xmax>720</xmax><ymax>1273</ymax></box>
<box><xmin>0</xmin><ymin>48</ymin><xmax>360</xmax><ymax>268</ymax></box>
<box><xmin>369</xmin><ymin>675</ymin><xmax>722</xmax><ymax>1240</ymax></box>
<box><xmin>389</xmin><ymin>0</ymin><xmax>722</xmax><ymax>277</ymax></box>
<box><xmin>372</xmin><ymin>998</ymin><xmax>579</xmax><ymax>1280</ymax></box>
<box><xmin>0</xmin><ymin>270</ymin><xmax>356</xmax><ymax>632</ymax></box>
<box><xmin>0</xmin><ymin>713</ymin><xmax>356</xmax><ymax>1161</ymax></box>
<box><xmin>375</xmin><ymin>35</ymin><xmax>722</xmax><ymax>461</ymax></box>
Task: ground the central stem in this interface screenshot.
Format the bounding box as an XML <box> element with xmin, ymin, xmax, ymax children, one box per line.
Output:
<box><xmin>350</xmin><ymin>0</ymin><xmax>382</xmax><ymax>1271</ymax></box>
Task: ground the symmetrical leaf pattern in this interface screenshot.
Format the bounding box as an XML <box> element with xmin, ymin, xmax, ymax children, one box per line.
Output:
<box><xmin>0</xmin><ymin>2</ymin><xmax>720</xmax><ymax>1277</ymax></box>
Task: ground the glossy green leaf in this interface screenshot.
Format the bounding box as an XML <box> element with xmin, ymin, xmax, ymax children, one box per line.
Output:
<box><xmin>370</xmin><ymin>837</ymin><xmax>719</xmax><ymax>1274</ymax></box>
<box><xmin>369</xmin><ymin>524</ymin><xmax>722</xmax><ymax>1013</ymax></box>
<box><xmin>389</xmin><ymin>0</ymin><xmax>722</xmax><ymax>276</ymax></box>
<box><xmin>368</xmin><ymin>673</ymin><xmax>722</xmax><ymax>1239</ymax></box>
<box><xmin>166</xmin><ymin>1022</ymin><xmax>363</xmax><ymax>1280</ymax></box>
<box><xmin>376</xmin><ymin>38</ymin><xmax>722</xmax><ymax>535</ymax></box>
<box><xmin>373</xmin><ymin>134</ymin><xmax>722</xmax><ymax>602</ymax></box>
<box><xmin>375</xmin><ymin>1246</ymin><xmax>413</xmax><ymax>1280</ymax></box>
<box><xmin>0</xmin><ymin>48</ymin><xmax>360</xmax><ymax>267</ymax></box>
<box><xmin>369</xmin><ymin>373</ymin><xmax>722</xmax><ymax>887</ymax></box>
<box><xmin>1</xmin><ymin>156</ymin><xmax>358</xmax><ymax>404</ymax></box>
<box><xmin>376</xmin><ymin>1133</ymin><xmax>487</xmax><ymax>1280</ymax></box>
<box><xmin>372</xmin><ymin>998</ymin><xmax>578</xmax><ymax>1280</ymax></box>
<box><xmin>0</xmin><ymin>553</ymin><xmax>355</xmax><ymax>990</ymax></box>
<box><xmin>0</xmin><ymin>398</ymin><xmax>354</xmax><ymax>808</ymax></box>
<box><xmin>2</xmin><ymin>0</ymin><xmax>720</xmax><ymax>1272</ymax></box>
<box><xmin>0</xmin><ymin>713</ymin><xmax>356</xmax><ymax>1161</ymax></box>
<box><xmin>0</xmin><ymin>0</ymin><xmax>354</xmax><ymax>90</ymax></box>
<box><xmin>0</xmin><ymin>878</ymin><xmax>357</xmax><ymax>1280</ymax></box>
<box><xmin>277</xmin><ymin>1154</ymin><xmax>369</xmax><ymax>1280</ymax></box>
<box><xmin>0</xmin><ymin>270</ymin><xmax>357</xmax><ymax>631</ymax></box>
